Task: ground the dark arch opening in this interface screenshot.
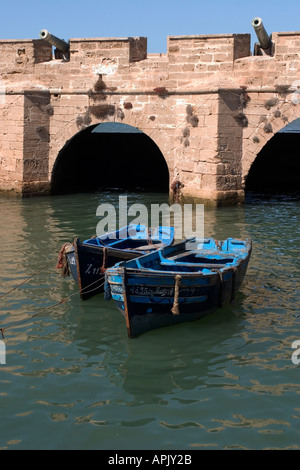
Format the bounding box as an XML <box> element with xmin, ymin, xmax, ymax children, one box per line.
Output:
<box><xmin>245</xmin><ymin>128</ymin><xmax>300</xmax><ymax>195</ymax></box>
<box><xmin>51</xmin><ymin>123</ymin><xmax>169</xmax><ymax>194</ymax></box>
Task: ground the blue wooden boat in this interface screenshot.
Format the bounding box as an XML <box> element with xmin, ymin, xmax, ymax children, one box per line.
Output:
<box><xmin>106</xmin><ymin>237</ymin><xmax>252</xmax><ymax>337</ymax></box>
<box><xmin>60</xmin><ymin>225</ymin><xmax>174</xmax><ymax>300</ymax></box>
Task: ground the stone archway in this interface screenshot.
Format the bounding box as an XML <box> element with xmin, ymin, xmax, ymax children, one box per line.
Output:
<box><xmin>51</xmin><ymin>122</ymin><xmax>170</xmax><ymax>194</ymax></box>
<box><xmin>245</xmin><ymin>130</ymin><xmax>300</xmax><ymax>193</ymax></box>
<box><xmin>242</xmin><ymin>101</ymin><xmax>300</xmax><ymax>189</ymax></box>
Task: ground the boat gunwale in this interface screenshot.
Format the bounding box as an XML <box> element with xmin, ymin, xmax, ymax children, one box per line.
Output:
<box><xmin>107</xmin><ymin>257</ymin><xmax>250</xmax><ymax>280</ymax></box>
<box><xmin>83</xmin><ymin>224</ymin><xmax>175</xmax><ymax>248</ymax></box>
<box><xmin>107</xmin><ymin>243</ymin><xmax>252</xmax><ymax>278</ymax></box>
<box><xmin>75</xmin><ymin>239</ymin><xmax>166</xmax><ymax>257</ymax></box>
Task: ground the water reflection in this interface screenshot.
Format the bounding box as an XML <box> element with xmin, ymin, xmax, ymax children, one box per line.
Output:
<box><xmin>0</xmin><ymin>191</ymin><xmax>300</xmax><ymax>450</ymax></box>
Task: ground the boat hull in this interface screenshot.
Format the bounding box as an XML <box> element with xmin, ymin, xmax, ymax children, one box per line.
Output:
<box><xmin>107</xmin><ymin>255</ymin><xmax>250</xmax><ymax>337</ymax></box>
<box><xmin>66</xmin><ymin>241</ymin><xmax>144</xmax><ymax>300</ymax></box>
<box><xmin>64</xmin><ymin>225</ymin><xmax>174</xmax><ymax>300</ymax></box>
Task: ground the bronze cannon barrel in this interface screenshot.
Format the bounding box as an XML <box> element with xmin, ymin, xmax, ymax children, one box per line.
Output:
<box><xmin>251</xmin><ymin>17</ymin><xmax>272</xmax><ymax>49</ymax></box>
<box><xmin>39</xmin><ymin>29</ymin><xmax>69</xmax><ymax>52</ymax></box>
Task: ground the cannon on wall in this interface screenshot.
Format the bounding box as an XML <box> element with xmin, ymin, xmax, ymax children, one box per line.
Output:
<box><xmin>39</xmin><ymin>29</ymin><xmax>70</xmax><ymax>58</ymax></box>
<box><xmin>251</xmin><ymin>17</ymin><xmax>272</xmax><ymax>53</ymax></box>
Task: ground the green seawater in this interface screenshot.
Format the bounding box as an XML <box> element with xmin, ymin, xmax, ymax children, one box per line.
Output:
<box><xmin>0</xmin><ymin>191</ymin><xmax>299</xmax><ymax>450</ymax></box>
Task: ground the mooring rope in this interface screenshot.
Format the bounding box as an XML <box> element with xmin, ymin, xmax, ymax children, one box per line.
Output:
<box><xmin>0</xmin><ymin>277</ymin><xmax>106</xmax><ymax>339</ymax></box>
<box><xmin>1</xmin><ymin>240</ymin><xmax>75</xmax><ymax>299</ymax></box>
<box><xmin>0</xmin><ymin>260</ymin><xmax>56</xmax><ymax>300</ymax></box>
<box><xmin>171</xmin><ymin>275</ymin><xmax>181</xmax><ymax>315</ymax></box>
<box><xmin>80</xmin><ymin>277</ymin><xmax>106</xmax><ymax>297</ymax></box>
<box><xmin>56</xmin><ymin>242</ymin><xmax>73</xmax><ymax>277</ymax></box>
<box><xmin>100</xmin><ymin>247</ymin><xmax>108</xmax><ymax>273</ymax></box>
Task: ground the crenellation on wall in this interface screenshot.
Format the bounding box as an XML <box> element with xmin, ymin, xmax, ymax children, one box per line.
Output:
<box><xmin>69</xmin><ymin>36</ymin><xmax>147</xmax><ymax>67</ymax></box>
<box><xmin>168</xmin><ymin>34</ymin><xmax>251</xmax><ymax>74</ymax></box>
<box><xmin>233</xmin><ymin>34</ymin><xmax>251</xmax><ymax>60</ymax></box>
<box><xmin>0</xmin><ymin>39</ymin><xmax>53</xmax><ymax>69</ymax></box>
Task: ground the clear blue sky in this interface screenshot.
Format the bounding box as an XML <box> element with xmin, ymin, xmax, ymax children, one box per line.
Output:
<box><xmin>1</xmin><ymin>0</ymin><xmax>300</xmax><ymax>53</ymax></box>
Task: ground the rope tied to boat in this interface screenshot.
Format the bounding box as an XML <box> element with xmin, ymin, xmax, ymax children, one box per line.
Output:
<box><xmin>0</xmin><ymin>259</ymin><xmax>56</xmax><ymax>300</ymax></box>
<box><xmin>0</xmin><ymin>277</ymin><xmax>107</xmax><ymax>338</ymax></box>
<box><xmin>56</xmin><ymin>242</ymin><xmax>73</xmax><ymax>277</ymax></box>
<box><xmin>171</xmin><ymin>275</ymin><xmax>182</xmax><ymax>315</ymax></box>
<box><xmin>171</xmin><ymin>179</ymin><xmax>184</xmax><ymax>203</ymax></box>
<box><xmin>100</xmin><ymin>247</ymin><xmax>108</xmax><ymax>273</ymax></box>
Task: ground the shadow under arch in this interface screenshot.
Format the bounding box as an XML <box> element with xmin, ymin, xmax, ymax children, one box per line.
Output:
<box><xmin>51</xmin><ymin>122</ymin><xmax>169</xmax><ymax>194</ymax></box>
<box><xmin>245</xmin><ymin>118</ymin><xmax>300</xmax><ymax>195</ymax></box>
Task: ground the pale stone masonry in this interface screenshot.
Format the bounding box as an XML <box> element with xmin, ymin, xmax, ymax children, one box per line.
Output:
<box><xmin>0</xmin><ymin>30</ymin><xmax>299</xmax><ymax>204</ymax></box>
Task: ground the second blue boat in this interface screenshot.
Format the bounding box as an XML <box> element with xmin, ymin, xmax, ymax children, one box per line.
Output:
<box><xmin>62</xmin><ymin>224</ymin><xmax>174</xmax><ymax>300</ymax></box>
